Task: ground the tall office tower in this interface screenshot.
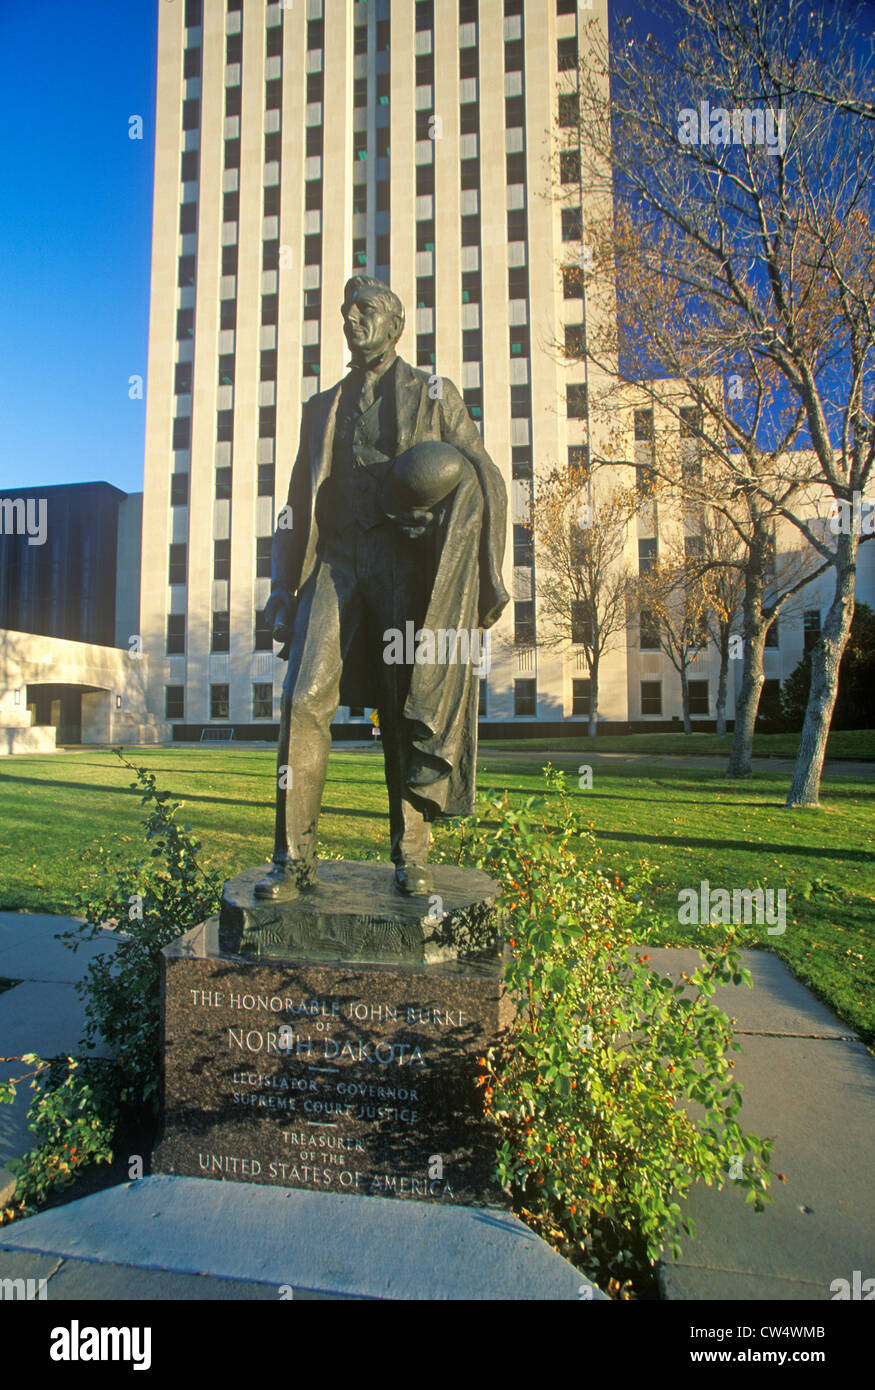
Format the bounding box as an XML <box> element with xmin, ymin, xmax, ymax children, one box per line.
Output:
<box><xmin>140</xmin><ymin>0</ymin><xmax>621</xmax><ymax>737</ymax></box>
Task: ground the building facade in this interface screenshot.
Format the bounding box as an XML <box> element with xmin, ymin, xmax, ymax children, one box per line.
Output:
<box><xmin>139</xmin><ymin>0</ymin><xmax>874</xmax><ymax>739</ymax></box>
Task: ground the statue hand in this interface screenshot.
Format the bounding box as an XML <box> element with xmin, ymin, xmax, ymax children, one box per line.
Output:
<box><xmin>264</xmin><ymin>588</ymin><xmax>296</xmax><ymax>644</ymax></box>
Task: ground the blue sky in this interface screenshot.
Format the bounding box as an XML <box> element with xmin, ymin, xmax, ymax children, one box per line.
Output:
<box><xmin>0</xmin><ymin>0</ymin><xmax>157</xmax><ymax>494</ymax></box>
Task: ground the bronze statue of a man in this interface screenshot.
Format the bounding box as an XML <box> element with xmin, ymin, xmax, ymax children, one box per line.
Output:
<box><xmin>255</xmin><ymin>276</ymin><xmax>508</xmax><ymax>901</ymax></box>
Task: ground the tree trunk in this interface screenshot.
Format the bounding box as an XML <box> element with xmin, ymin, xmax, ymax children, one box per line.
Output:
<box><xmin>588</xmin><ymin>657</ymin><xmax>599</xmax><ymax>738</ymax></box>
<box><xmin>786</xmin><ymin>539</ymin><xmax>857</xmax><ymax>808</ymax></box>
<box><xmin>680</xmin><ymin>664</ymin><xmax>692</xmax><ymax>734</ymax></box>
<box><xmin>715</xmin><ymin>627</ymin><xmax>730</xmax><ymax>738</ymax></box>
<box><xmin>727</xmin><ymin>547</ymin><xmax>767</xmax><ymax>777</ymax></box>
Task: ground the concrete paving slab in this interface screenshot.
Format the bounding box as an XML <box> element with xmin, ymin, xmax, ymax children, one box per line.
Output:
<box><xmin>35</xmin><ymin>1258</ymin><xmax>341</xmax><ymax>1301</ymax></box>
<box><xmin>0</xmin><ymin>1249</ymin><xmax>62</xmax><ymax>1294</ymax></box>
<box><xmin>0</xmin><ymin>1174</ymin><xmax>603</xmax><ymax>1301</ymax></box>
<box><xmin>660</xmin><ymin>1266</ymin><xmax>826</xmax><ymax>1301</ymax></box>
<box><xmin>643</xmin><ymin>948</ymin><xmax>858</xmax><ymax>1039</ymax></box>
<box><xmin>0</xmin><ymin>913</ymin><xmax>119</xmax><ymax>985</ymax></box>
<box><xmin>0</xmin><ymin>982</ymin><xmax>110</xmax><ymax>1059</ymax></box>
<box><xmin>659</xmin><ymin>1033</ymin><xmax>874</xmax><ymax>1298</ymax></box>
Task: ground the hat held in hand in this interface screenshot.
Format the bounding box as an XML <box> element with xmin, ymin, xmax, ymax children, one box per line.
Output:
<box><xmin>380</xmin><ymin>441</ymin><xmax>468</xmax><ymax>522</ymax></box>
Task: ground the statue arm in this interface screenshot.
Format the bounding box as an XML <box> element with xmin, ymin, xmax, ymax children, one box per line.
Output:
<box><xmin>267</xmin><ymin>402</ymin><xmax>311</xmax><ymax>647</ymax></box>
<box><xmin>437</xmin><ymin>378</ymin><xmax>510</xmax><ymax>629</ymax></box>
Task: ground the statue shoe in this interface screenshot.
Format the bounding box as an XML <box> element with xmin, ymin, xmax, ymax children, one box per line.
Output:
<box><xmin>254</xmin><ymin>860</ymin><xmax>315</xmax><ymax>901</ymax></box>
<box><xmin>394</xmin><ymin>861</ymin><xmax>434</xmax><ymax>896</ymax></box>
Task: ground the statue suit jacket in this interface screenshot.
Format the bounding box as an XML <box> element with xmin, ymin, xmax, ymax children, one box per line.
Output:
<box><xmin>270</xmin><ymin>357</ymin><xmax>509</xmax><ymax>637</ymax></box>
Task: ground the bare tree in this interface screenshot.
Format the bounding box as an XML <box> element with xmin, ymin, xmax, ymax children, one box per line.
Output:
<box><xmin>564</xmin><ymin>0</ymin><xmax>874</xmax><ymax>805</ymax></box>
<box><xmin>530</xmin><ymin>467</ymin><xmax>635</xmax><ymax>737</ymax></box>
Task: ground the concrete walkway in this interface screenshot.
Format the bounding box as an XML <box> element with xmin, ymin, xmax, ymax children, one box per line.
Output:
<box><xmin>0</xmin><ymin>914</ymin><xmax>871</xmax><ymax>1299</ymax></box>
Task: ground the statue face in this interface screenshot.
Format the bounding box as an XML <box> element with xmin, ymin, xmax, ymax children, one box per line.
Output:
<box><xmin>342</xmin><ymin>287</ymin><xmax>401</xmax><ymax>361</ymax></box>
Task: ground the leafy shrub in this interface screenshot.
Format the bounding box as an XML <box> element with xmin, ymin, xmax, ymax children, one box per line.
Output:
<box><xmin>60</xmin><ymin>750</ymin><xmax>223</xmax><ymax>1113</ymax></box>
<box><xmin>0</xmin><ymin>1055</ymin><xmax>115</xmax><ymax>1221</ymax></box>
<box><xmin>437</xmin><ymin>766</ymin><xmax>773</xmax><ymax>1292</ymax></box>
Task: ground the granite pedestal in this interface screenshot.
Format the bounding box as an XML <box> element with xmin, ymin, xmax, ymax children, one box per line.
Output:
<box><xmin>154</xmin><ymin>861</ymin><xmax>513</xmax><ymax>1206</ymax></box>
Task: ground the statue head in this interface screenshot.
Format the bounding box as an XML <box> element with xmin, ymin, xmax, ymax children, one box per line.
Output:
<box><xmin>342</xmin><ymin>276</ymin><xmax>405</xmax><ymax>364</ymax></box>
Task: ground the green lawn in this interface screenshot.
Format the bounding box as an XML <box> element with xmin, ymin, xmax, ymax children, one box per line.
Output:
<box><xmin>0</xmin><ymin>746</ymin><xmax>872</xmax><ymax>1042</ymax></box>
<box><xmin>482</xmin><ymin>729</ymin><xmax>875</xmax><ymax>760</ymax></box>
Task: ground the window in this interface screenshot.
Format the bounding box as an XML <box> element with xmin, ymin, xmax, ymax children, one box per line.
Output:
<box><xmin>514</xmin><ymin>600</ymin><xmax>535</xmax><ymax>646</ymax></box>
<box><xmin>181</xmin><ymin>149</ymin><xmax>198</xmax><ymax>181</ymax></box>
<box><xmin>638</xmin><ymin>538</ymin><xmax>657</xmax><ymax>573</ymax></box>
<box><xmin>167</xmin><ymin>614</ymin><xmax>185</xmax><ymax>655</ymax></box>
<box><xmin>176</xmin><ymin>307</ymin><xmax>194</xmax><ymax>340</ymax></box>
<box><xmin>462</xmin><ymin>271</ymin><xmax>481</xmax><ymax>303</ymax></box>
<box><xmin>183</xmin><ymin>47</ymin><xmax>201</xmax><ymax>79</ymax></box>
<box><xmin>216</xmin><ymin>410</ymin><xmax>234</xmax><ymax>443</ymax></box>
<box><xmin>636</xmin><ymin>465</ymin><xmax>655</xmax><ymax>496</ymax></box>
<box><xmin>215</xmin><ymin>467</ymin><xmax>232</xmax><ymax>501</ymax></box>
<box><xmin>571</xmin><ymin>601</ymin><xmax>592</xmax><ymax>647</ymax></box>
<box><xmin>307</xmin><ymin>71</ymin><xmax>324</xmax><ymax>104</ymax></box>
<box><xmin>264</xmin><ymin>132</ymin><xmax>281</xmax><ymax>164</ymax></box>
<box><xmin>513</xmin><ymin>523</ymin><xmax>533</xmax><ymax>568</ymax></box>
<box><xmin>168</xmin><ymin>543</ymin><xmax>187</xmax><ymax>585</ymax></box>
<box><xmin>504</xmin><ymin>40</ymin><xmax>523</xmax><ymax>72</ymax></box>
<box><xmin>258</xmin><ymin>463</ymin><xmax>275</xmax><ymax>497</ymax></box>
<box><xmin>509</xmin><ymin>325</ymin><xmax>529</xmax><ymax>357</ymax></box>
<box><xmin>354</xmin><ymin>25</ymin><xmax>368</xmax><ymax>55</ymax></box>
<box><xmin>223</xmin><ymin>190</ymin><xmax>239</xmax><ymax>223</ymax></box>
<box><xmin>307</xmin><ymin>180</ymin><xmax>323</xmax><ymax>211</ymax></box>
<box><xmin>185</xmin><ymin>0</ymin><xmax>202</xmax><ymax>29</ymax></box>
<box><xmin>226</xmin><ymin>32</ymin><xmax>242</xmax><ymax>64</ymax></box>
<box><xmin>307</xmin><ymin>126</ymin><xmax>324</xmax><ymax>157</ymax></box>
<box><xmin>214</xmin><ymin>539</ymin><xmax>230</xmax><ymax>580</ymax></box>
<box><xmin>210</xmin><ymin>684</ymin><xmax>229</xmax><ymax>720</ymax></box>
<box><xmin>259</xmin><ymin>405</ymin><xmax>276</xmax><ymax>439</ymax></box>
<box><xmin>557</xmin><ymin>0</ymin><xmax>577</xmax><ymax>12</ymax></box>
<box><xmin>220</xmin><ymin>299</ymin><xmax>237</xmax><ymax>330</ymax></box>
<box><xmin>353</xmin><ymin>77</ymin><xmax>368</xmax><ymax>108</ymax></box>
<box><xmin>510</xmin><ymin>384</ymin><xmax>530</xmax><ymax>418</ymax></box>
<box><xmin>179</xmin><ymin>202</ymin><xmax>197</xmax><ymax>235</ymax></box>
<box><xmin>307</xmin><ymin>18</ymin><xmax>324</xmax><ymax>50</ymax></box>
<box><xmin>558</xmin><ymin>93</ymin><xmax>578</xmax><ymax>127</ymax></box>
<box><xmin>225</xmin><ymin>87</ymin><xmax>241</xmax><ymax>117</ymax></box>
<box><xmin>417</xmin><ymin>277</ymin><xmax>436</xmax><ymax>308</ymax></box>
<box><xmin>561</xmin><ymin>206</ymin><xmax>582</xmax><ymax>241</ymax></box>
<box><xmin>175</xmin><ymin>362</ymin><xmax>192</xmax><ymax>394</ymax></box>
<box><xmin>507</xmin><ymin>209</ymin><xmax>526</xmax><ymax>242</ymax></box>
<box><xmin>462</xmin><ymin>329</ymin><xmax>481</xmax><ymax>361</ymax></box>
<box><xmin>572</xmin><ymin>678</ymin><xmax>591</xmax><ymax>716</ymax></box>
<box><xmin>565</xmin><ymin>324</ymin><xmax>584</xmax><ymax>356</ymax></box>
<box><xmin>566</xmin><ymin>383</ymin><xmax>587</xmax><ymax>419</ymax></box>
<box><xmin>182</xmin><ymin>98</ymin><xmax>200</xmax><ymax>131</ymax></box>
<box><xmin>170</xmin><ymin>474</ymin><xmax>189</xmax><ymax>507</ymax></box>
<box><xmin>688</xmin><ymin>680</ymin><xmax>709</xmax><ymax>716</ymax></box>
<box><xmin>684</xmin><ymin>535</ymin><xmax>703</xmax><ymax>566</ymax></box>
<box><xmin>165</xmin><ymin>686</ymin><xmax>184</xmax><ymax>721</ymax></box>
<box><xmin>376</xmin><ymin>126</ymin><xmax>390</xmax><ymax>158</ymax></box>
<box><xmin>557</xmin><ymin>37</ymin><xmax>578</xmax><ymax>71</ymax></box>
<box><xmin>506</xmin><ymin>151</ymin><xmax>525</xmax><ymax>184</ymax></box>
<box><xmin>218</xmin><ymin>354</ymin><xmax>235</xmax><ymax>386</ymax></box>
<box><xmin>511</xmin><ymin>447</ymin><xmax>532</xmax><ymax>479</ymax></box>
<box><xmin>211</xmin><ymin>611</ymin><xmax>230</xmax><ymax>653</ymax></box>
<box><xmin>562</xmin><ymin>265</ymin><xmax>581</xmax><ymax>298</ymax></box>
<box><xmin>265</xmin><ymin>79</ymin><xmax>282</xmax><ymax>111</ymax></box>
<box><xmin>634</xmin><ymin>408</ymin><xmax>654</xmax><ymax>441</ymax></box>
<box><xmin>304</xmin><ymin>234</ymin><xmax>322</xmax><ymax>265</ymax></box>
<box><xmin>508</xmin><ymin>266</ymin><xmax>528</xmax><ymax>299</ymax></box>
<box><xmin>640</xmin><ymin>610</ymin><xmax>660</xmax><ymax>650</ymax></box>
<box><xmin>680</xmin><ymin>406</ymin><xmax>702</xmax><ymax>437</ymax></box>
<box><xmin>460</xmin><ymin>105</ymin><xmax>479</xmax><ymax>137</ymax></box>
<box><xmin>505</xmin><ymin>96</ymin><xmax>525</xmax><ymax>128</ymax></box>
<box><xmin>253</xmin><ymin>683</ymin><xmax>273</xmax><ymax>719</ymax></box>
<box><xmin>514</xmin><ymin>679</ymin><xmax>536</xmax><ymax>717</ymax></box>
<box><xmin>460</xmin><ymin>48</ymin><xmax>478</xmax><ymax>80</ymax></box>
<box><xmin>641</xmin><ymin>680</ymin><xmax>662</xmax><ymax>716</ymax></box>
<box><xmin>178</xmin><ymin>254</ymin><xmax>196</xmax><ymax>287</ymax></box>
<box><xmin>266</xmin><ymin>26</ymin><xmax>283</xmax><ymax>59</ymax></box>
<box><xmin>463</xmin><ymin>386</ymin><xmax>482</xmax><ymax>418</ymax></box>
<box><xmin>803</xmin><ymin>609</ymin><xmax>821</xmax><ymax>653</ymax></box>
<box><xmin>765</xmin><ymin>619</ymin><xmax>779</xmax><ymax>649</ymax></box>
<box><xmin>222</xmin><ymin>244</ymin><xmax>238</xmax><ymax>276</ymax></box>
<box><xmin>349</xmin><ymin>706</ymin><xmax>366</xmax><ymax>719</ymax></box>
<box><xmin>255</xmin><ymin>608</ymin><xmax>273</xmax><ymax>651</ymax></box>
<box><xmin>376</xmin><ymin>19</ymin><xmax>390</xmax><ymax>51</ymax></box>
<box><xmin>256</xmin><ymin>536</ymin><xmax>272</xmax><ymax>579</ymax></box>
<box><xmin>260</xmin><ymin>348</ymin><xmax>277</xmax><ymax>382</ymax></box>
<box><xmin>568</xmin><ymin>445</ymin><xmax>589</xmax><ymax>478</ymax></box>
